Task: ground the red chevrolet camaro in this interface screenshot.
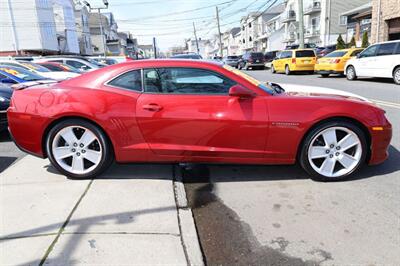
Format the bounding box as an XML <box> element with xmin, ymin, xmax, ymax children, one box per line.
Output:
<box><xmin>7</xmin><ymin>60</ymin><xmax>392</xmax><ymax>181</ymax></box>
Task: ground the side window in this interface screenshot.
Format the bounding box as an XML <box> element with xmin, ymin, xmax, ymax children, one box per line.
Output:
<box><xmin>107</xmin><ymin>70</ymin><xmax>142</xmax><ymax>92</ymax></box>
<box><xmin>395</xmin><ymin>42</ymin><xmax>400</xmax><ymax>54</ymax></box>
<box><xmin>377</xmin><ymin>42</ymin><xmax>397</xmax><ymax>56</ymax></box>
<box><xmin>359</xmin><ymin>45</ymin><xmax>378</xmax><ymax>58</ymax></box>
<box><xmin>66</xmin><ymin>60</ymin><xmax>89</xmax><ymax>70</ymax></box>
<box><xmin>144</xmin><ymin>68</ymin><xmax>236</xmax><ymax>95</ymax></box>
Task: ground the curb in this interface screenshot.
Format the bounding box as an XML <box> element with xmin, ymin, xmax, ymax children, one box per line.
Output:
<box><xmin>173</xmin><ymin>166</ymin><xmax>204</xmax><ymax>266</ymax></box>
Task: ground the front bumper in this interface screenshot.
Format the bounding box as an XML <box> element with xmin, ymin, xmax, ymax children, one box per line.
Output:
<box><xmin>0</xmin><ymin>110</ymin><xmax>7</xmax><ymax>131</ymax></box>
<box><xmin>368</xmin><ymin>124</ymin><xmax>392</xmax><ymax>165</ymax></box>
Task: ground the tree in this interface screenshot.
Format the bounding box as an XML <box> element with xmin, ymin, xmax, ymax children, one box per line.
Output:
<box><xmin>361</xmin><ymin>31</ymin><xmax>369</xmax><ymax>48</ymax></box>
<box><xmin>336</xmin><ymin>34</ymin><xmax>346</xmax><ymax>49</ymax></box>
<box><xmin>348</xmin><ymin>35</ymin><xmax>356</xmax><ymax>48</ymax></box>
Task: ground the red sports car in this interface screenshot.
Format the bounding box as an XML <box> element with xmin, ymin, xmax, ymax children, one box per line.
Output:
<box><xmin>7</xmin><ymin>60</ymin><xmax>392</xmax><ymax>181</ymax></box>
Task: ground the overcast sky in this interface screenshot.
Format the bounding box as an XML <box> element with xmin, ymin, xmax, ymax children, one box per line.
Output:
<box><xmin>89</xmin><ymin>0</ymin><xmax>279</xmax><ymax>50</ymax></box>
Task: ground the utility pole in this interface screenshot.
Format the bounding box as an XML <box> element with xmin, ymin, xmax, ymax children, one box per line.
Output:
<box><xmin>84</xmin><ymin>0</ymin><xmax>108</xmax><ymax>58</ymax></box>
<box><xmin>216</xmin><ymin>6</ymin><xmax>223</xmax><ymax>57</ymax></box>
<box><xmin>297</xmin><ymin>0</ymin><xmax>304</xmax><ymax>49</ymax></box>
<box><xmin>7</xmin><ymin>0</ymin><xmax>19</xmax><ymax>55</ymax></box>
<box><xmin>193</xmin><ymin>22</ymin><xmax>200</xmax><ymax>54</ymax></box>
<box><xmin>153</xmin><ymin>37</ymin><xmax>157</xmax><ymax>58</ymax></box>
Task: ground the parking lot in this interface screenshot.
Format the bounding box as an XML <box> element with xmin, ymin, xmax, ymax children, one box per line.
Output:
<box><xmin>1</xmin><ymin>71</ymin><xmax>399</xmax><ymax>265</ymax></box>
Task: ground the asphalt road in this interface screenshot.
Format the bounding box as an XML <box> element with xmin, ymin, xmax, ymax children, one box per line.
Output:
<box><xmin>0</xmin><ymin>130</ymin><xmax>24</xmax><ymax>173</ymax></box>
<box><xmin>185</xmin><ymin>70</ymin><xmax>400</xmax><ymax>266</ymax></box>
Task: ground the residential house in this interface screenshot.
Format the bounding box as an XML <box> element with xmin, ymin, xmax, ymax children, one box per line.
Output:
<box><xmin>341</xmin><ymin>3</ymin><xmax>372</xmax><ymax>46</ymax></box>
<box><xmin>265</xmin><ymin>14</ymin><xmax>286</xmax><ymax>51</ymax></box>
<box><xmin>89</xmin><ymin>12</ymin><xmax>120</xmax><ymax>55</ymax></box>
<box><xmin>0</xmin><ymin>0</ymin><xmax>59</xmax><ymax>55</ymax></box>
<box><xmin>254</xmin><ymin>3</ymin><xmax>285</xmax><ymax>52</ymax></box>
<box><xmin>138</xmin><ymin>44</ymin><xmax>155</xmax><ymax>58</ymax></box>
<box><xmin>186</xmin><ymin>38</ymin><xmax>210</xmax><ymax>58</ymax></box>
<box><xmin>221</xmin><ymin>27</ymin><xmax>241</xmax><ymax>56</ymax></box>
<box><xmin>371</xmin><ymin>0</ymin><xmax>400</xmax><ymax>42</ymax></box>
<box><xmin>73</xmin><ymin>0</ymin><xmax>92</xmax><ymax>55</ymax></box>
<box><xmin>281</xmin><ymin>0</ymin><xmax>371</xmax><ymax>47</ymax></box>
<box><xmin>240</xmin><ymin>12</ymin><xmax>261</xmax><ymax>53</ymax></box>
<box><xmin>52</xmin><ymin>0</ymin><xmax>80</xmax><ymax>54</ymax></box>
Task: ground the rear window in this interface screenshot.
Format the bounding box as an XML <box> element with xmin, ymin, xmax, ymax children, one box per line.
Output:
<box><xmin>250</xmin><ymin>53</ymin><xmax>264</xmax><ymax>58</ymax></box>
<box><xmin>295</xmin><ymin>50</ymin><xmax>315</xmax><ymax>57</ymax></box>
<box><xmin>324</xmin><ymin>51</ymin><xmax>347</xmax><ymax>58</ymax></box>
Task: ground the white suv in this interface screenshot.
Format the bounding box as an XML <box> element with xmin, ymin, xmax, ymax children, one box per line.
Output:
<box><xmin>345</xmin><ymin>40</ymin><xmax>400</xmax><ymax>85</ymax></box>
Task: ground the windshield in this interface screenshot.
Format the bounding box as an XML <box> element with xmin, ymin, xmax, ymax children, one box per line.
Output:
<box><xmin>0</xmin><ymin>66</ymin><xmax>46</xmax><ymax>81</ymax></box>
<box><xmin>324</xmin><ymin>51</ymin><xmax>347</xmax><ymax>58</ymax></box>
<box><xmin>223</xmin><ymin>65</ymin><xmax>275</xmax><ymax>94</ymax></box>
<box><xmin>19</xmin><ymin>61</ymin><xmax>51</xmax><ymax>72</ymax></box>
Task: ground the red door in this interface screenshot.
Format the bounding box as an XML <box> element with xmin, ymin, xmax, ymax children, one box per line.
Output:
<box><xmin>135</xmin><ymin>67</ymin><xmax>269</xmax><ymax>160</ymax></box>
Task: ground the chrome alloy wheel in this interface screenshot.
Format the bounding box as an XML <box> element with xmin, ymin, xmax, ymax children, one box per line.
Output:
<box><xmin>394</xmin><ymin>68</ymin><xmax>400</xmax><ymax>84</ymax></box>
<box><xmin>347</xmin><ymin>67</ymin><xmax>355</xmax><ymax>80</ymax></box>
<box><xmin>52</xmin><ymin>126</ymin><xmax>102</xmax><ymax>175</ymax></box>
<box><xmin>307</xmin><ymin>127</ymin><xmax>362</xmax><ymax>178</ymax></box>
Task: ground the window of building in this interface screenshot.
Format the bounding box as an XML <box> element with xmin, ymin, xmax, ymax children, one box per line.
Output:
<box><xmin>249</xmin><ymin>22</ymin><xmax>252</xmax><ymax>28</ymax></box>
<box><xmin>143</xmin><ymin>68</ymin><xmax>236</xmax><ymax>95</ymax></box>
<box><xmin>339</xmin><ymin>15</ymin><xmax>347</xmax><ymax>26</ymax></box>
<box><xmin>107</xmin><ymin>70</ymin><xmax>142</xmax><ymax>92</ymax></box>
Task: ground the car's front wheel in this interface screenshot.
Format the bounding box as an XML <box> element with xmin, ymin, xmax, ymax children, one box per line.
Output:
<box><xmin>300</xmin><ymin>121</ymin><xmax>367</xmax><ymax>182</ymax></box>
<box><xmin>46</xmin><ymin>119</ymin><xmax>113</xmax><ymax>179</ymax></box>
<box><xmin>393</xmin><ymin>67</ymin><xmax>400</xmax><ymax>85</ymax></box>
<box><xmin>271</xmin><ymin>65</ymin><xmax>276</xmax><ymax>73</ymax></box>
<box><xmin>346</xmin><ymin>66</ymin><xmax>357</xmax><ymax>80</ymax></box>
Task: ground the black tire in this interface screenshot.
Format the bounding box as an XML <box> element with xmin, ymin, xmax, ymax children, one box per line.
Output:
<box><xmin>299</xmin><ymin>120</ymin><xmax>367</xmax><ymax>182</ymax></box>
<box><xmin>46</xmin><ymin>119</ymin><xmax>113</xmax><ymax>179</ymax></box>
<box><xmin>346</xmin><ymin>66</ymin><xmax>357</xmax><ymax>80</ymax></box>
<box><xmin>271</xmin><ymin>65</ymin><xmax>276</xmax><ymax>73</ymax></box>
<box><xmin>321</xmin><ymin>74</ymin><xmax>329</xmax><ymax>78</ymax></box>
<box><xmin>393</xmin><ymin>66</ymin><xmax>400</xmax><ymax>85</ymax></box>
<box><xmin>285</xmin><ymin>65</ymin><xmax>291</xmax><ymax>75</ymax></box>
<box><xmin>238</xmin><ymin>63</ymin><xmax>242</xmax><ymax>70</ymax></box>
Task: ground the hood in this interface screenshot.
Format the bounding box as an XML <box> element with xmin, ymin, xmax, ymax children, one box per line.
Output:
<box><xmin>278</xmin><ymin>83</ymin><xmax>371</xmax><ymax>103</ymax></box>
<box><xmin>39</xmin><ymin>71</ymin><xmax>80</xmax><ymax>81</ymax></box>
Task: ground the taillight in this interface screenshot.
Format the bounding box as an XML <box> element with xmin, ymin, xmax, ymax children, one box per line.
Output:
<box><xmin>330</xmin><ymin>59</ymin><xmax>340</xmax><ymax>63</ymax></box>
<box><xmin>291</xmin><ymin>58</ymin><xmax>296</xmax><ymax>64</ymax></box>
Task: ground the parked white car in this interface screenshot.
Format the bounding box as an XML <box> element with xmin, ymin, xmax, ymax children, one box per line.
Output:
<box><xmin>34</xmin><ymin>57</ymin><xmax>101</xmax><ymax>72</ymax></box>
<box><xmin>0</xmin><ymin>60</ymin><xmax>79</xmax><ymax>81</ymax></box>
<box><xmin>345</xmin><ymin>40</ymin><xmax>400</xmax><ymax>85</ymax></box>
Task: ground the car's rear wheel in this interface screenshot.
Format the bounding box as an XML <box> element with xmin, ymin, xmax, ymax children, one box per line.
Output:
<box><xmin>271</xmin><ymin>65</ymin><xmax>276</xmax><ymax>73</ymax></box>
<box><xmin>393</xmin><ymin>67</ymin><xmax>400</xmax><ymax>85</ymax></box>
<box><xmin>300</xmin><ymin>121</ymin><xmax>367</xmax><ymax>182</ymax></box>
<box><xmin>346</xmin><ymin>66</ymin><xmax>357</xmax><ymax>80</ymax></box>
<box><xmin>285</xmin><ymin>65</ymin><xmax>291</xmax><ymax>75</ymax></box>
<box><xmin>46</xmin><ymin>119</ymin><xmax>113</xmax><ymax>179</ymax></box>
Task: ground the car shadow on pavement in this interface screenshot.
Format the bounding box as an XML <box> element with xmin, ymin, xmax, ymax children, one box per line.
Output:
<box><xmin>0</xmin><ymin>156</ymin><xmax>18</xmax><ymax>173</ymax></box>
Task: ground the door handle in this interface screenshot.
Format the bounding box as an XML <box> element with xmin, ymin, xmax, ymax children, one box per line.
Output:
<box><xmin>142</xmin><ymin>103</ymin><xmax>163</xmax><ymax>112</ymax></box>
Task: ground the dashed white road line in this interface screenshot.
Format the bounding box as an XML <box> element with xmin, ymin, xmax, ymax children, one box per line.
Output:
<box><xmin>372</xmin><ymin>99</ymin><xmax>400</xmax><ymax>109</ymax></box>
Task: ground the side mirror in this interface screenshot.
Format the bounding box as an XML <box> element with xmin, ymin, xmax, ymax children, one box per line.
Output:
<box><xmin>0</xmin><ymin>78</ymin><xmax>16</xmax><ymax>84</ymax></box>
<box><xmin>229</xmin><ymin>85</ymin><xmax>256</xmax><ymax>98</ymax></box>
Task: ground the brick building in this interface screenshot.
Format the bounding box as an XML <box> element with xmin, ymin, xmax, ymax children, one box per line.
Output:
<box><xmin>371</xmin><ymin>0</ymin><xmax>400</xmax><ymax>42</ymax></box>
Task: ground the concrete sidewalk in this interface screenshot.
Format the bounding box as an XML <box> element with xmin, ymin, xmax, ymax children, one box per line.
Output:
<box><xmin>0</xmin><ymin>156</ymin><xmax>203</xmax><ymax>265</ymax></box>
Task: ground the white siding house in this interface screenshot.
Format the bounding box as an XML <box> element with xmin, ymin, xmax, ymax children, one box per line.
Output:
<box><xmin>0</xmin><ymin>0</ymin><xmax>58</xmax><ymax>55</ymax></box>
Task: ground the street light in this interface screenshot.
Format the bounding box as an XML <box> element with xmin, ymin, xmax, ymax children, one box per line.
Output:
<box><xmin>83</xmin><ymin>0</ymin><xmax>109</xmax><ymax>58</ymax></box>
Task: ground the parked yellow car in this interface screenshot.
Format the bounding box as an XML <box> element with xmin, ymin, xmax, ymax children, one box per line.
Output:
<box><xmin>271</xmin><ymin>49</ymin><xmax>317</xmax><ymax>75</ymax></box>
<box><xmin>315</xmin><ymin>48</ymin><xmax>364</xmax><ymax>77</ymax></box>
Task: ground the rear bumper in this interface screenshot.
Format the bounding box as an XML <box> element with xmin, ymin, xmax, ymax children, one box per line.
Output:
<box><xmin>291</xmin><ymin>65</ymin><xmax>315</xmax><ymax>71</ymax></box>
<box><xmin>368</xmin><ymin>124</ymin><xmax>392</xmax><ymax>165</ymax></box>
<box><xmin>316</xmin><ymin>70</ymin><xmax>344</xmax><ymax>75</ymax></box>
